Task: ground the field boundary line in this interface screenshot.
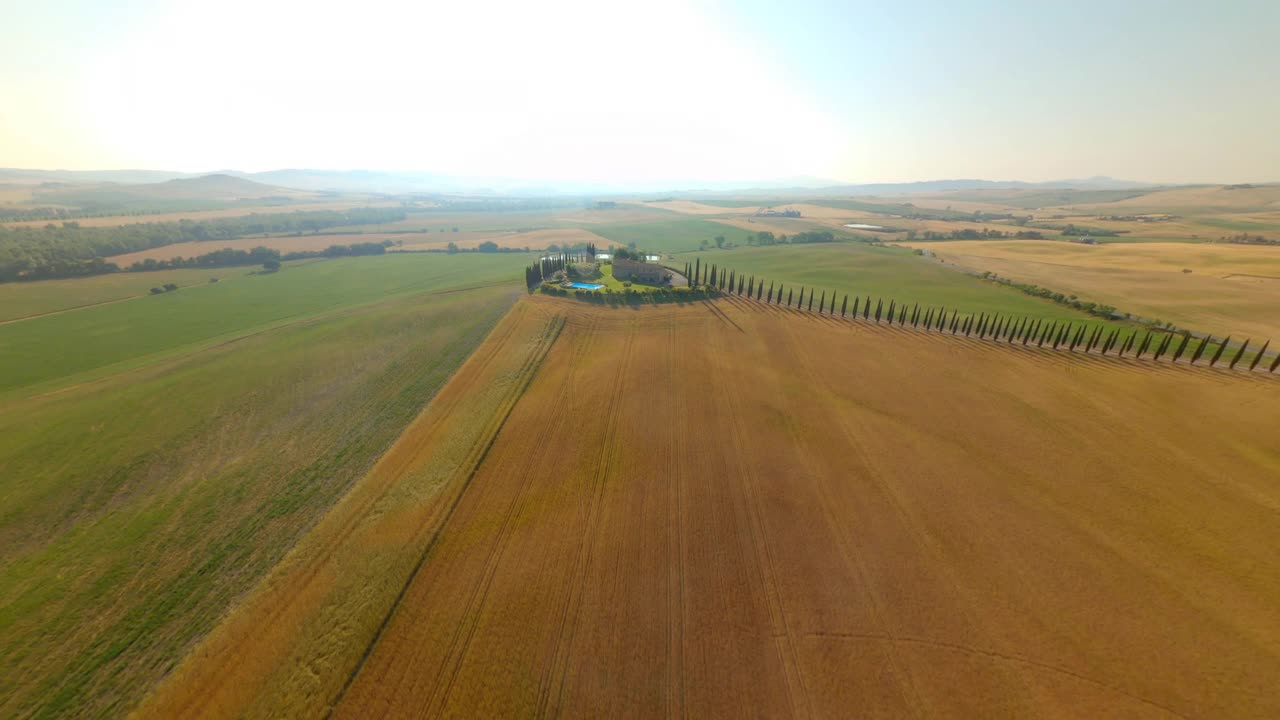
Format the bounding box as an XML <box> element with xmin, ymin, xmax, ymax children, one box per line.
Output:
<box><xmin>327</xmin><ymin>308</ymin><xmax>566</xmax><ymax>717</ymax></box>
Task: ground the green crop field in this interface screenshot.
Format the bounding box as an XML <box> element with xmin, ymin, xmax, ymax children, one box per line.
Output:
<box><xmin>0</xmin><ymin>254</ymin><xmax>527</xmax><ymax>397</ymax></box>
<box><xmin>685</xmin><ymin>243</ymin><xmax>1118</xmax><ymax>329</ymax></box>
<box><xmin>0</xmin><ymin>267</ymin><xmax>263</xmax><ymax>323</ymax></box>
<box><xmin>0</xmin><ymin>253</ymin><xmax>527</xmax><ymax>719</ymax></box>
<box><xmin>591</xmin><ymin>218</ymin><xmax>756</xmax><ymax>254</ymax></box>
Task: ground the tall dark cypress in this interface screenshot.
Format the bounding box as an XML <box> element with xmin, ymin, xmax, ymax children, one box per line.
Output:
<box><xmin>1085</xmin><ymin>326</ymin><xmax>1101</xmax><ymax>352</ymax></box>
<box><xmin>820</xmin><ymin>291</ymin><xmax>827</xmax><ymax>314</ymax></box>
<box><xmin>747</xmin><ymin>276</ymin><xmax>755</xmax><ymax>297</ymax></box>
<box><xmin>1155</xmin><ymin>333</ymin><xmax>1174</xmax><ymax>360</ymax></box>
<box><xmin>1270</xmin><ymin>350</ymin><xmax>1280</xmax><ymax>373</ymax></box>
<box><xmin>1051</xmin><ymin>323</ymin><xmax>1064</xmax><ymax>349</ymax></box>
<box><xmin>852</xmin><ymin>296</ymin><xmax>860</xmax><ymax>318</ymax></box>
<box><xmin>1036</xmin><ymin>322</ymin><xmax>1050</xmax><ymax>347</ymax></box>
<box><xmin>864</xmin><ymin>297</ymin><xmax>871</xmax><ymax>320</ymax></box>
<box><xmin>1228</xmin><ymin>339</ymin><xmax>1250</xmax><ymax>369</ymax></box>
<box><xmin>841</xmin><ymin>294</ymin><xmax>848</xmax><ymax>317</ymax></box>
<box><xmin>886</xmin><ymin>300</ymin><xmax>895</xmax><ymax>322</ymax></box>
<box><xmin>1134</xmin><ymin>331</ymin><xmax>1151</xmax><ymax>358</ymax></box>
<box><xmin>694</xmin><ymin>258</ymin><xmax>701</xmax><ymax>286</ymax></box>
<box><xmin>949</xmin><ymin>310</ymin><xmax>959</xmax><ymax>333</ymax></box>
<box><xmin>786</xmin><ymin>287</ymin><xmax>793</xmax><ymax>307</ymax></box>
<box><xmin>767</xmin><ymin>282</ymin><xmax>774</xmax><ymax>303</ymax></box>
<box><xmin>1171</xmin><ymin>332</ymin><xmax>1191</xmax><ymax>363</ymax></box>
<box><xmin>809</xmin><ymin>290</ymin><xmax>816</xmax><ymax>312</ymax></box>
<box><xmin>1190</xmin><ymin>335</ymin><xmax>1212</xmax><ymax>364</ymax></box>
<box><xmin>1210</xmin><ymin>336</ymin><xmax>1232</xmax><ymax>367</ymax></box>
<box><xmin>923</xmin><ymin>308</ymin><xmax>933</xmax><ymax>329</ymax></box>
<box><xmin>874</xmin><ymin>299</ymin><xmax>883</xmax><ymax>323</ymax></box>
<box><xmin>1249</xmin><ymin>339</ymin><xmax>1270</xmax><ymax>371</ymax></box>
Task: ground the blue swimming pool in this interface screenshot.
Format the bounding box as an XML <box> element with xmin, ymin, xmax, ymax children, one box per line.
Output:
<box><xmin>567</xmin><ymin>282</ymin><xmax>605</xmax><ymax>290</ymax></box>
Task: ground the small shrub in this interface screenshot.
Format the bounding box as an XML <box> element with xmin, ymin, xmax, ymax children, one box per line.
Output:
<box><xmin>163</xmin><ymin>283</ymin><xmax>178</xmax><ymax>292</ymax></box>
<box><xmin>149</xmin><ymin>287</ymin><xmax>164</xmax><ymax>295</ymax></box>
<box><xmin>623</xmin><ymin>281</ymin><xmax>632</xmax><ymax>287</ymax></box>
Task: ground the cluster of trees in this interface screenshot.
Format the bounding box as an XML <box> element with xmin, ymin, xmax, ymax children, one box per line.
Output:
<box><xmin>669</xmin><ymin>260</ymin><xmax>1277</xmax><ymax>373</ymax></box>
<box><xmin>149</xmin><ymin>283</ymin><xmax>180</xmax><ymax>295</ymax></box>
<box><xmin>127</xmin><ymin>241</ymin><xmax>391</xmax><ymax>272</ymax></box>
<box><xmin>526</xmin><ymin>253</ymin><xmax>574</xmax><ymax>287</ymax></box>
<box><xmin>0</xmin><ymin>208</ymin><xmax>405</xmax><ymax>282</ymax></box>
<box><xmin>908</xmin><ymin>228</ymin><xmax>1045</xmax><ymax>241</ymax></box>
<box><xmin>1219</xmin><ymin>233</ymin><xmax>1279</xmax><ymax>246</ymax></box>
<box><xmin>977</xmin><ymin>272</ymin><xmax>1119</xmax><ymax>320</ymax></box>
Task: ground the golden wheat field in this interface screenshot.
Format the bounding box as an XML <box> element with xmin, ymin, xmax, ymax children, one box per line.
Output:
<box><xmin>142</xmin><ymin>295</ymin><xmax>1280</xmax><ymax>719</ymax></box>
<box><xmin>910</xmin><ymin>240</ymin><xmax>1280</xmax><ymax>340</ymax></box>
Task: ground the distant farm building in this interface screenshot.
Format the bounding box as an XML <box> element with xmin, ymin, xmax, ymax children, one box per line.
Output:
<box><xmin>755</xmin><ymin>207</ymin><xmax>802</xmax><ymax>217</ymax></box>
<box><xmin>612</xmin><ymin>259</ymin><xmax>670</xmax><ymax>285</ymax></box>
<box><xmin>596</xmin><ymin>253</ymin><xmax>612</xmax><ymax>260</ymax></box>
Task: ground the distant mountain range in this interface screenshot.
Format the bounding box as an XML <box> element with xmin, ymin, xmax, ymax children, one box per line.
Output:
<box><xmin>0</xmin><ymin>167</ymin><xmax>1198</xmax><ymax>197</ymax></box>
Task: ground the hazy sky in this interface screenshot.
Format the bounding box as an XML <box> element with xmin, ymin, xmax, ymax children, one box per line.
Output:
<box><xmin>2</xmin><ymin>0</ymin><xmax>1277</xmax><ymax>183</ymax></box>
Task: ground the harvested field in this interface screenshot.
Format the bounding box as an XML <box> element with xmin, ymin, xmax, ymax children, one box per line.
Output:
<box><xmin>908</xmin><ymin>240</ymin><xmax>1280</xmax><ymax>339</ymax></box>
<box><xmin>395</xmin><ymin>228</ymin><xmax>613</xmax><ymax>253</ymax></box>
<box><xmin>211</xmin><ymin>295</ymin><xmax>1280</xmax><ymax>719</ymax></box>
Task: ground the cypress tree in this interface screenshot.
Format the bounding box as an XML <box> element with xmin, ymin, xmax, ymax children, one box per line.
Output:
<box><xmin>1210</xmin><ymin>336</ymin><xmax>1232</xmax><ymax>367</ymax></box>
<box><xmin>874</xmin><ymin>299</ymin><xmax>882</xmax><ymax>322</ymax></box>
<box><xmin>1051</xmin><ymin>324</ymin><xmax>1064</xmax><ymax>349</ymax></box>
<box><xmin>1134</xmin><ymin>331</ymin><xmax>1150</xmax><ymax>358</ymax></box>
<box><xmin>1248</xmin><ymin>339</ymin><xmax>1270</xmax><ymax>371</ymax></box>
<box><xmin>1022</xmin><ymin>319</ymin><xmax>1037</xmax><ymax>345</ymax></box>
<box><xmin>864</xmin><ymin>297</ymin><xmax>871</xmax><ymax>320</ymax></box>
<box><xmin>757</xmin><ymin>279</ymin><xmax>764</xmax><ymax>300</ymax></box>
<box><xmin>886</xmin><ymin>300</ymin><xmax>895</xmax><ymax>322</ymax></box>
<box><xmin>1270</xmin><ymin>350</ymin><xmax>1280</xmax><ymax>373</ymax></box>
<box><xmin>767</xmin><ymin>282</ymin><xmax>774</xmax><ymax>303</ymax></box>
<box><xmin>1190</xmin><ymin>335</ymin><xmax>1211</xmax><ymax>364</ymax></box>
<box><xmin>1068</xmin><ymin>325</ymin><xmax>1082</xmax><ymax>351</ymax></box>
<box><xmin>1036</xmin><ymin>322</ymin><xmax>1050</xmax><ymax>347</ymax></box>
<box><xmin>809</xmin><ymin>290</ymin><xmax>816</xmax><ymax>312</ymax></box>
<box><xmin>1085</xmin><ymin>326</ymin><xmax>1101</xmax><ymax>352</ymax></box>
<box><xmin>1228</xmin><ymin>338</ymin><xmax>1250</xmax><ymax>369</ymax></box>
<box><xmin>852</xmin><ymin>296</ymin><xmax>861</xmax><ymax>318</ymax></box>
<box><xmin>949</xmin><ymin>310</ymin><xmax>959</xmax><ymax>333</ymax></box>
<box><xmin>1171</xmin><ymin>332</ymin><xmax>1191</xmax><ymax>363</ymax></box>
<box><xmin>694</xmin><ymin>258</ymin><xmax>701</xmax><ymax>285</ymax></box>
<box><xmin>1099</xmin><ymin>329</ymin><xmax>1115</xmax><ymax>354</ymax></box>
<box><xmin>923</xmin><ymin>308</ymin><xmax>933</xmax><ymax>329</ymax></box>
<box><xmin>747</xmin><ymin>276</ymin><xmax>755</xmax><ymax>297</ymax></box>
<box><xmin>841</xmin><ymin>294</ymin><xmax>848</xmax><ymax>317</ymax></box>
<box><xmin>1155</xmin><ymin>333</ymin><xmax>1174</xmax><ymax>360</ymax></box>
<box><xmin>820</xmin><ymin>291</ymin><xmax>827</xmax><ymax>314</ymax></box>
<box><xmin>910</xmin><ymin>304</ymin><xmax>919</xmax><ymax>326</ymax></box>
<box><xmin>787</xmin><ymin>287</ymin><xmax>793</xmax><ymax>306</ymax></box>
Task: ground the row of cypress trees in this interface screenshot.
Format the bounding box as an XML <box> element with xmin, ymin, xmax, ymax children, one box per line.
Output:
<box><xmin>687</xmin><ymin>260</ymin><xmax>1279</xmax><ymax>373</ymax></box>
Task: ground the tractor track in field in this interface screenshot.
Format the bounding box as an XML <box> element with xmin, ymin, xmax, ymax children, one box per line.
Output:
<box><xmin>705</xmin><ymin>322</ymin><xmax>811</xmax><ymax>718</ymax></box>
<box><xmin>327</xmin><ymin>307</ymin><xmax>566</xmax><ymax>717</ymax></box>
<box><xmin>141</xmin><ymin>301</ymin><xmax>561</xmax><ymax>720</ymax></box>
<box><xmin>542</xmin><ymin>322</ymin><xmax>638</xmax><ymax>717</ymax></box>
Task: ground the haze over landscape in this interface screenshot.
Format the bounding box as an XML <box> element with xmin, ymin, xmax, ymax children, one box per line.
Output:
<box><xmin>4</xmin><ymin>0</ymin><xmax>1278</xmax><ymax>186</ymax></box>
<box><xmin>3</xmin><ymin>2</ymin><xmax>1279</xmax><ymax>719</ymax></box>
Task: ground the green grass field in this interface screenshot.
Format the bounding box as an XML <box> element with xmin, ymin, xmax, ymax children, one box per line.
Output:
<box><xmin>0</xmin><ymin>267</ymin><xmax>264</xmax><ymax>323</ymax></box>
<box><xmin>0</xmin><ymin>254</ymin><xmax>527</xmax><ymax>397</ymax></box>
<box><xmin>0</xmin><ymin>254</ymin><xmax>527</xmax><ymax>719</ymax></box>
<box><xmin>686</xmin><ymin>243</ymin><xmax>1118</xmax><ymax>330</ymax></box>
<box><xmin>591</xmin><ymin>218</ymin><xmax>756</xmax><ymax>254</ymax></box>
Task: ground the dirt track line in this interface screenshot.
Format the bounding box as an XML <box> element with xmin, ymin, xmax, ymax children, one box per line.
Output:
<box><xmin>146</xmin><ymin>300</ymin><xmax>535</xmax><ymax>719</ymax></box>
<box><xmin>777</xmin><ymin>314</ymin><xmax>1047</xmax><ymax>714</ymax></box>
<box><xmin>665</xmin><ymin>314</ymin><xmax>688</xmax><ymax>720</ymax></box>
<box><xmin>764</xmin><ymin>317</ymin><xmax>930</xmax><ymax>719</ymax></box>
<box><xmin>707</xmin><ymin>322</ymin><xmax>811</xmax><ymax>718</ymax></box>
<box><xmin>424</xmin><ymin>320</ymin><xmax>575</xmax><ymax>716</ymax></box>
<box><xmin>545</xmin><ymin>322</ymin><xmax>638</xmax><ymax>717</ymax></box>
<box><xmin>530</xmin><ymin>316</ymin><xmax>601</xmax><ymax>717</ymax></box>
<box><xmin>413</xmin><ymin>313</ymin><xmax>586</xmax><ymax>716</ymax></box>
<box><xmin>325</xmin><ymin>307</ymin><xmax>564</xmax><ymax>717</ymax></box>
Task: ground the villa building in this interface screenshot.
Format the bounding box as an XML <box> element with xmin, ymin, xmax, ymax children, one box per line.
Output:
<box><xmin>612</xmin><ymin>259</ymin><xmax>669</xmax><ymax>285</ymax></box>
